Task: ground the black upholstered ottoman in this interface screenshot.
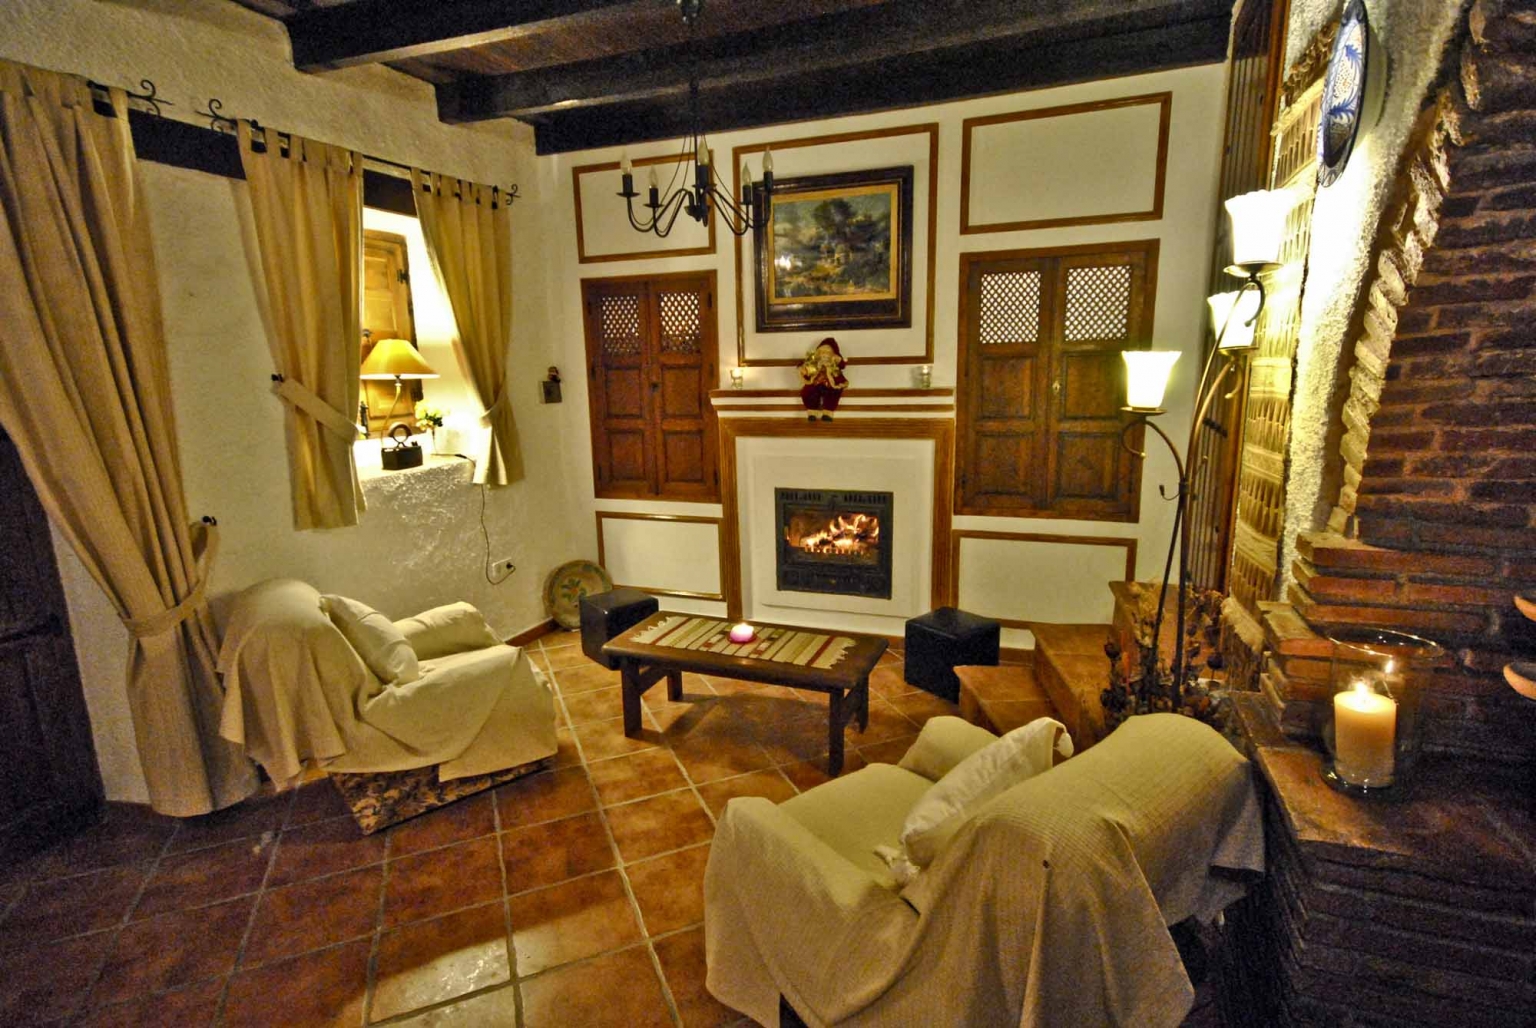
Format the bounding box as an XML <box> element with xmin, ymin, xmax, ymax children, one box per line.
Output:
<box><xmin>903</xmin><ymin>607</ymin><xmax>1001</xmax><ymax>702</ymax></box>
<box><xmin>580</xmin><ymin>588</ymin><xmax>659</xmax><ymax>669</ymax></box>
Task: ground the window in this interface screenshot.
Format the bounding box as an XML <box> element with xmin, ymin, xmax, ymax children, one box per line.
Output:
<box><xmin>581</xmin><ymin>271</ymin><xmax>719</xmax><ymax>500</ymax></box>
<box><xmin>956</xmin><ymin>241</ymin><xmax>1158</xmax><ymax>520</ymax></box>
<box><xmin>360</xmin><ymin>228</ymin><xmax>421</xmax><ymax>436</ymax></box>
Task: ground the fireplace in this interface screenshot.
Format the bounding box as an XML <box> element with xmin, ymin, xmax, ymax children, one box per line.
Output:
<box><xmin>775</xmin><ymin>488</ymin><xmax>894</xmax><ymax>599</ymax></box>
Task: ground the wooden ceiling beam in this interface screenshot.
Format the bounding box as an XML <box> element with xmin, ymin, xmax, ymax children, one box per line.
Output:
<box><xmin>437</xmin><ymin>0</ymin><xmax>1229</xmax><ymax>123</ymax></box>
<box><xmin>525</xmin><ymin>15</ymin><xmax>1231</xmax><ymax>154</ymax></box>
<box><xmin>285</xmin><ymin>0</ymin><xmax>644</xmax><ymax>72</ymax></box>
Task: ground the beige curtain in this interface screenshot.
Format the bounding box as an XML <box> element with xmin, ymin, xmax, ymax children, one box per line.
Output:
<box><xmin>0</xmin><ymin>61</ymin><xmax>255</xmax><ymax>815</ymax></box>
<box><xmin>239</xmin><ymin>122</ymin><xmax>365</xmax><ymax>528</ymax></box>
<box><xmin>411</xmin><ymin>170</ymin><xmax>523</xmax><ymax>485</ymax></box>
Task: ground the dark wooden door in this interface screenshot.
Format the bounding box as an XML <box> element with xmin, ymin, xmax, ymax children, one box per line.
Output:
<box><xmin>957</xmin><ymin>256</ymin><xmax>1053</xmax><ymax>512</ymax></box>
<box><xmin>652</xmin><ymin>275</ymin><xmax>717</xmax><ymax>499</ymax></box>
<box><xmin>957</xmin><ymin>241</ymin><xmax>1155</xmax><ymax>521</ymax></box>
<box><xmin>0</xmin><ymin>428</ymin><xmax>102</xmax><ymax>862</ymax></box>
<box><xmin>583</xmin><ymin>271</ymin><xmax>718</xmax><ymax>501</ymax></box>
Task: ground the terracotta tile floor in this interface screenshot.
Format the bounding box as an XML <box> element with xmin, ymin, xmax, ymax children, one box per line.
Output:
<box><xmin>0</xmin><ymin>630</ymin><xmax>945</xmax><ymax>1027</ymax></box>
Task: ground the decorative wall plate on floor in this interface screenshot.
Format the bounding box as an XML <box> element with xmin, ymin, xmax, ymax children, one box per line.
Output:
<box><xmin>544</xmin><ymin>559</ymin><xmax>614</xmax><ymax>628</ymax></box>
<box><xmin>1317</xmin><ymin>0</ymin><xmax>1377</xmax><ymax>188</ymax></box>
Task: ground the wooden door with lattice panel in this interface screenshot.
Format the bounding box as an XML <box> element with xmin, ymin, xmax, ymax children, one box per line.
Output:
<box><xmin>581</xmin><ymin>271</ymin><xmax>719</xmax><ymax>500</ymax></box>
<box><xmin>1047</xmin><ymin>247</ymin><xmax>1154</xmax><ymax>518</ymax></box>
<box><xmin>652</xmin><ymin>275</ymin><xmax>718</xmax><ymax>499</ymax></box>
<box><xmin>360</xmin><ymin>230</ymin><xmax>421</xmax><ymax>436</ymax></box>
<box><xmin>957</xmin><ymin>256</ymin><xmax>1053</xmax><ymax>512</ymax></box>
<box><xmin>957</xmin><ymin>241</ymin><xmax>1155</xmax><ymax>520</ymax></box>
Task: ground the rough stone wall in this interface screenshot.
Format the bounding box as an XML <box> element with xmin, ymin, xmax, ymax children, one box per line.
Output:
<box><xmin>1284</xmin><ymin>0</ymin><xmax>1536</xmax><ymax>764</ymax></box>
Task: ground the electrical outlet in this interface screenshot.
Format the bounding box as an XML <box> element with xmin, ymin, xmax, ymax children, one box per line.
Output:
<box><xmin>487</xmin><ymin>557</ymin><xmax>517</xmax><ymax>584</ymax></box>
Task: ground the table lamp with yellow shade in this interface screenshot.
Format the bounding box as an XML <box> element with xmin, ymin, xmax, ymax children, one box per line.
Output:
<box><xmin>360</xmin><ymin>337</ymin><xmax>437</xmax><ymax>469</ymax></box>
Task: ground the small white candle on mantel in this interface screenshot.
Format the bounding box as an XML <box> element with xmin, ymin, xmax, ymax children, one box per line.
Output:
<box><xmin>1334</xmin><ymin>681</ymin><xmax>1397</xmax><ymax>786</ymax></box>
<box><xmin>729</xmin><ymin>622</ymin><xmax>755</xmax><ymax>644</ymax></box>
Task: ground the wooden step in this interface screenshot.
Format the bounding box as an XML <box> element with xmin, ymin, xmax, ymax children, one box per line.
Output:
<box><xmin>1032</xmin><ymin>623</ymin><xmax>1112</xmax><ymax>749</ymax></box>
<box><xmin>955</xmin><ymin>664</ymin><xmax>1057</xmax><ymax>736</ymax></box>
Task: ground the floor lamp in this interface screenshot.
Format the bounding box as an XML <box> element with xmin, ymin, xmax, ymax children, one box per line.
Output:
<box><xmin>1118</xmin><ymin>188</ymin><xmax>1290</xmax><ymax>710</ymax></box>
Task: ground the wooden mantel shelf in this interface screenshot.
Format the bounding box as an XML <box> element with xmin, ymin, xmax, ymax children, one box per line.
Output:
<box><xmin>708</xmin><ymin>387</ymin><xmax>954</xmax><ymax>398</ymax></box>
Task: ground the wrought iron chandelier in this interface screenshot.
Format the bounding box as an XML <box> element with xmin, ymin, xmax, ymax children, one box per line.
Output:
<box><xmin>616</xmin><ymin>0</ymin><xmax>772</xmax><ymax>238</ymax></box>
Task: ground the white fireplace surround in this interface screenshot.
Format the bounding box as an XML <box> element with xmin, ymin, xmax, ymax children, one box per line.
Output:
<box><xmin>739</xmin><ymin>435</ymin><xmax>935</xmax><ymax>637</ymax></box>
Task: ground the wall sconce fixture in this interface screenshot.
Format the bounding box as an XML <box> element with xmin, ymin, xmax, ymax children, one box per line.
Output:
<box><xmin>616</xmin><ymin>0</ymin><xmax>772</xmax><ymax>238</ymax></box>
<box><xmin>1118</xmin><ymin>187</ymin><xmax>1286</xmax><ymax>705</ymax></box>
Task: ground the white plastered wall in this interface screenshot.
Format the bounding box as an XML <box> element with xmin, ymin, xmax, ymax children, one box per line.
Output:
<box><xmin>542</xmin><ymin>63</ymin><xmax>1228</xmax><ymax>649</ymax></box>
<box><xmin>1277</xmin><ymin>0</ymin><xmax>1467</xmax><ymax>595</ymax></box>
<box><xmin>0</xmin><ymin>0</ymin><xmax>580</xmax><ymax>802</ymax></box>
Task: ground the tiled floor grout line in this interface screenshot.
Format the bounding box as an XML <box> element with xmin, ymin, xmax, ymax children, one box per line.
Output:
<box><xmin>69</xmin><ymin>815</ymin><xmax>184</xmax><ymax>1022</ymax></box>
<box><xmin>548</xmin><ymin>657</ymin><xmax>687</xmax><ymax>1028</ymax></box>
<box><xmin>362</xmin><ymin>824</ymin><xmax>394</xmax><ymax>1026</ymax></box>
<box><xmin>487</xmin><ymin>767</ymin><xmax>525</xmax><ymax>1028</ymax></box>
<box><xmin>208</xmin><ymin>789</ymin><xmax>294</xmax><ymax>1028</ymax></box>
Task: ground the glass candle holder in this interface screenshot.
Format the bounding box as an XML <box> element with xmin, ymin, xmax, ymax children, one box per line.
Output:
<box><xmin>1322</xmin><ymin>627</ymin><xmax>1444</xmax><ymax>796</ymax></box>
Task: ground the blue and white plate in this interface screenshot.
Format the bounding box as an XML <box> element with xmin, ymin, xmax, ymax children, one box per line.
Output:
<box><xmin>1317</xmin><ymin>0</ymin><xmax>1369</xmax><ymax>188</ymax></box>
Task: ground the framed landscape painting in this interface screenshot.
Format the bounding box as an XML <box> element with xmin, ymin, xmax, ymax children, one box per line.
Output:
<box><xmin>753</xmin><ymin>165</ymin><xmax>914</xmax><ymax>332</ymax></box>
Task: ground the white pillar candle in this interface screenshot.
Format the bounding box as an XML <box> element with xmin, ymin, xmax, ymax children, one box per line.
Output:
<box><xmin>1334</xmin><ymin>682</ymin><xmax>1397</xmax><ymax>785</ymax></box>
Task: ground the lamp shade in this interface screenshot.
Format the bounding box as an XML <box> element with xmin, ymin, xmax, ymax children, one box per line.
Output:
<box><xmin>1225</xmin><ymin>189</ymin><xmax>1290</xmax><ymax>268</ymax></box>
<box><xmin>1122</xmin><ymin>350</ymin><xmax>1180</xmax><ymax>411</ymax></box>
<box><xmin>360</xmin><ymin>338</ymin><xmax>438</xmax><ymax>380</ymax></box>
<box><xmin>1208</xmin><ymin>289</ymin><xmax>1263</xmax><ymax>351</ymax></box>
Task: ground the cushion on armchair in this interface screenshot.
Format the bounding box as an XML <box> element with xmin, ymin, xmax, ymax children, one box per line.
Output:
<box><xmin>321</xmin><ymin>594</ymin><xmax>419</xmax><ymax>685</ymax></box>
<box><xmin>393</xmin><ymin>601</ymin><xmax>502</xmax><ymax>659</ymax></box>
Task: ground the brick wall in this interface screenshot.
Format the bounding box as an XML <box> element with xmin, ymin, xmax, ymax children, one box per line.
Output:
<box><xmin>1277</xmin><ymin>0</ymin><xmax>1536</xmax><ymax>764</ymax></box>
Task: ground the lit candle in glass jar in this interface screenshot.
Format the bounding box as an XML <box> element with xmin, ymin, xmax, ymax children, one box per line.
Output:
<box><xmin>728</xmin><ymin>622</ymin><xmax>755</xmax><ymax>644</ymax></box>
<box><xmin>1333</xmin><ymin>680</ymin><xmax>1397</xmax><ymax>786</ymax></box>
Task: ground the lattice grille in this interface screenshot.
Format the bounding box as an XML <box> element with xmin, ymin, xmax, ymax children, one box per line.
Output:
<box><xmin>1063</xmin><ymin>265</ymin><xmax>1132</xmax><ymax>341</ymax></box>
<box><xmin>598</xmin><ymin>294</ymin><xmax>642</xmax><ymax>358</ymax></box>
<box><xmin>657</xmin><ymin>291</ymin><xmax>702</xmax><ymax>354</ymax></box>
<box><xmin>977</xmin><ymin>271</ymin><xmax>1041</xmax><ymax>345</ymax></box>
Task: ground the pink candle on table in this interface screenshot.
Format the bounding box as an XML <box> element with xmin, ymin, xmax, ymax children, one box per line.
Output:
<box><xmin>729</xmin><ymin>622</ymin><xmax>755</xmax><ymax>644</ymax></box>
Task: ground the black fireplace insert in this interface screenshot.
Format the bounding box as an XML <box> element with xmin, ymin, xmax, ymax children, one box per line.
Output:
<box><xmin>775</xmin><ymin>488</ymin><xmax>894</xmax><ymax>599</ymax></box>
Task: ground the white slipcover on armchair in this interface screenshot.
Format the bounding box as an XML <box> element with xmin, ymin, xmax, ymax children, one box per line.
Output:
<box><xmin>704</xmin><ymin>713</ymin><xmax>1263</xmax><ymax>1028</ymax></box>
<box><xmin>216</xmin><ymin>579</ymin><xmax>557</xmax><ymax>788</ymax></box>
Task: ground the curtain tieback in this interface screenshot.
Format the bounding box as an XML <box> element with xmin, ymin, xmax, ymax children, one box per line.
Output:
<box><xmin>122</xmin><ymin>520</ymin><xmax>221</xmax><ymax>638</ymax></box>
<box><xmin>273</xmin><ymin>376</ymin><xmax>362</xmax><ymax>442</ymax></box>
<box><xmin>480</xmin><ymin>384</ymin><xmax>509</xmax><ymax>425</ymax></box>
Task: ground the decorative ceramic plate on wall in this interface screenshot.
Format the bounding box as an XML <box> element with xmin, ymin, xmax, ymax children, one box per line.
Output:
<box><xmin>544</xmin><ymin>560</ymin><xmax>614</xmax><ymax>629</ymax></box>
<box><xmin>1316</xmin><ymin>0</ymin><xmax>1370</xmax><ymax>187</ymax></box>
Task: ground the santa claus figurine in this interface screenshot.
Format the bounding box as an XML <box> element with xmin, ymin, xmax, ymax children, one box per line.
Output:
<box><xmin>799</xmin><ymin>337</ymin><xmax>849</xmax><ymax>421</ymax></box>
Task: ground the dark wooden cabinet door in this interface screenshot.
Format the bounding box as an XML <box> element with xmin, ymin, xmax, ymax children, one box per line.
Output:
<box><xmin>957</xmin><ymin>257</ymin><xmax>1052</xmax><ymax>512</ymax></box>
<box><xmin>0</xmin><ymin>429</ymin><xmax>102</xmax><ymax>863</ymax></box>
<box><xmin>652</xmin><ymin>276</ymin><xmax>718</xmax><ymax>499</ymax></box>
<box><xmin>584</xmin><ymin>279</ymin><xmax>656</xmax><ymax>496</ymax></box>
<box><xmin>957</xmin><ymin>241</ymin><xmax>1156</xmax><ymax>521</ymax></box>
<box><xmin>582</xmin><ymin>271</ymin><xmax>719</xmax><ymax>501</ymax></box>
<box><xmin>1045</xmin><ymin>249</ymin><xmax>1153</xmax><ymax>519</ymax></box>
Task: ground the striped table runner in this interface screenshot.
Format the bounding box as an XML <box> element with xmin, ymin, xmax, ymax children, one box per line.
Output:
<box><xmin>632</xmin><ymin>615</ymin><xmax>856</xmax><ymax>670</ymax></box>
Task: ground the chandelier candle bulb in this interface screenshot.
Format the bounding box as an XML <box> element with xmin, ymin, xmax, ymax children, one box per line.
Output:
<box><xmin>1333</xmin><ymin>682</ymin><xmax>1397</xmax><ymax>786</ymax></box>
<box><xmin>729</xmin><ymin>622</ymin><xmax>755</xmax><ymax>644</ymax></box>
<box><xmin>620</xmin><ymin>152</ymin><xmax>632</xmax><ymax>177</ymax></box>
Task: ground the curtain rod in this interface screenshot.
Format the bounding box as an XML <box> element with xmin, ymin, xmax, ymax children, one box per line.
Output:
<box><xmin>84</xmin><ymin>79</ymin><xmax>518</xmax><ymax>207</ymax></box>
<box><xmin>194</xmin><ymin>96</ymin><xmax>519</xmax><ymax>205</ymax></box>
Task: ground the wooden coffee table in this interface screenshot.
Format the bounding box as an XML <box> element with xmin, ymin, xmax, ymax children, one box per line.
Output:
<box><xmin>603</xmin><ymin>613</ymin><xmax>889</xmax><ymax>775</ymax></box>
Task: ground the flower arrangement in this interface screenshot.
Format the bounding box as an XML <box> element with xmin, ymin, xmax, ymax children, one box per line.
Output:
<box><xmin>1101</xmin><ymin>584</ymin><xmax>1228</xmax><ymax>734</ymax></box>
<box><xmin>413</xmin><ymin>402</ymin><xmax>447</xmax><ymax>430</ymax></box>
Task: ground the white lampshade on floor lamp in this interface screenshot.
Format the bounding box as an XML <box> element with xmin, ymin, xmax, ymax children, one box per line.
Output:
<box><xmin>360</xmin><ymin>337</ymin><xmax>438</xmax><ymax>438</ymax></box>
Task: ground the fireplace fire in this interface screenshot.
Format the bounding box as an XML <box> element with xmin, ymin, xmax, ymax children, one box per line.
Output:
<box><xmin>775</xmin><ymin>488</ymin><xmax>894</xmax><ymax>599</ymax></box>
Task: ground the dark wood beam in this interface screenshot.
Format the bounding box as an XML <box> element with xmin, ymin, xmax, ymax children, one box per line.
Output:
<box><xmin>285</xmin><ymin>0</ymin><xmax>643</xmax><ymax>72</ymax></box>
<box><xmin>527</xmin><ymin>15</ymin><xmax>1231</xmax><ymax>154</ymax></box>
<box><xmin>438</xmin><ymin>0</ymin><xmax>1230</xmax><ymax>123</ymax></box>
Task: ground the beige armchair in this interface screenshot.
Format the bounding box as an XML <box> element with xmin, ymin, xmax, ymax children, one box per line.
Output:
<box><xmin>704</xmin><ymin>714</ymin><xmax>1262</xmax><ymax>1028</ymax></box>
<box><xmin>216</xmin><ymin>579</ymin><xmax>557</xmax><ymax>792</ymax></box>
